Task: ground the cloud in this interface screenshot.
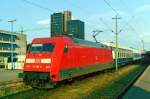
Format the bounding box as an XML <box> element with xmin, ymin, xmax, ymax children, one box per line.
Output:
<box><xmin>136</xmin><ymin>4</ymin><xmax>150</xmax><ymax>13</ymax></box>
<box><xmin>37</xmin><ymin>19</ymin><xmax>50</xmax><ymax>25</ymax></box>
<box><xmin>72</xmin><ymin>15</ymin><xmax>76</xmax><ymax>20</ymax></box>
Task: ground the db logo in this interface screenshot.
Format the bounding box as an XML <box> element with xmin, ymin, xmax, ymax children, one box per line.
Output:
<box><xmin>35</xmin><ymin>59</ymin><xmax>41</xmax><ymax>63</ymax></box>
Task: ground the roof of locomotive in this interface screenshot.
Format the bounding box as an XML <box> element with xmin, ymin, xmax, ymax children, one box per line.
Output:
<box><xmin>31</xmin><ymin>36</ymin><xmax>107</xmax><ymax>48</ymax></box>
<box><xmin>31</xmin><ymin>36</ymin><xmax>72</xmax><ymax>44</ymax></box>
<box><xmin>72</xmin><ymin>38</ymin><xmax>107</xmax><ymax>48</ymax></box>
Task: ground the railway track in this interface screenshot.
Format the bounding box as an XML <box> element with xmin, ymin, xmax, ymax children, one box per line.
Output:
<box><xmin>0</xmin><ymin>79</ymin><xmax>31</xmax><ymax>97</ymax></box>
<box><xmin>0</xmin><ymin>79</ymin><xmax>22</xmax><ymax>88</ymax></box>
<box><xmin>116</xmin><ymin>64</ymin><xmax>148</xmax><ymax>99</ymax></box>
<box><xmin>83</xmin><ymin>64</ymin><xmax>148</xmax><ymax>99</ymax></box>
<box><xmin>1</xmin><ymin>89</ymin><xmax>47</xmax><ymax>99</ymax></box>
<box><xmin>1</xmin><ymin>64</ymin><xmax>147</xmax><ymax>99</ymax></box>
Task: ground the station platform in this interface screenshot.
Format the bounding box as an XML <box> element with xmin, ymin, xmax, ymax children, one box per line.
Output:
<box><xmin>0</xmin><ymin>69</ymin><xmax>22</xmax><ymax>82</ymax></box>
<box><xmin>123</xmin><ymin>65</ymin><xmax>150</xmax><ymax>99</ymax></box>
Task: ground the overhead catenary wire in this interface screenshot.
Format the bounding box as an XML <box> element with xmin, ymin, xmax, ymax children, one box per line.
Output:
<box><xmin>22</xmin><ymin>0</ymin><xmax>54</xmax><ymax>12</ymax></box>
<box><xmin>103</xmin><ymin>0</ymin><xmax>138</xmax><ymax>34</ymax></box>
<box><xmin>22</xmin><ymin>0</ymin><xmax>99</xmax><ymax>33</ymax></box>
<box><xmin>103</xmin><ymin>0</ymin><xmax>120</xmax><ymax>16</ymax></box>
<box><xmin>23</xmin><ymin>0</ymin><xmax>137</xmax><ymax>34</ymax></box>
<box><xmin>67</xmin><ymin>1</ymin><xmax>112</xmax><ymax>31</ymax></box>
<box><xmin>67</xmin><ymin>0</ymin><xmax>122</xmax><ymax>45</ymax></box>
<box><xmin>119</xmin><ymin>0</ymin><xmax>139</xmax><ymax>33</ymax></box>
<box><xmin>17</xmin><ymin>26</ymin><xmax>50</xmax><ymax>33</ymax></box>
<box><xmin>99</xmin><ymin>18</ymin><xmax>112</xmax><ymax>31</ymax></box>
<box><xmin>21</xmin><ymin>0</ymin><xmax>98</xmax><ymax>34</ymax></box>
<box><xmin>104</xmin><ymin>0</ymin><xmax>145</xmax><ymax>50</ymax></box>
<box><xmin>120</xmin><ymin>0</ymin><xmax>143</xmax><ymax>37</ymax></box>
<box><xmin>119</xmin><ymin>0</ymin><xmax>144</xmax><ymax>51</ymax></box>
<box><xmin>120</xmin><ymin>15</ymin><xmax>135</xmax><ymax>32</ymax></box>
<box><xmin>22</xmin><ymin>0</ymin><xmax>114</xmax><ymax>34</ymax></box>
<box><xmin>22</xmin><ymin>0</ymin><xmax>139</xmax><ymax>40</ymax></box>
<box><xmin>103</xmin><ymin>0</ymin><xmax>138</xmax><ymax>38</ymax></box>
<box><xmin>19</xmin><ymin>0</ymin><xmax>55</xmax><ymax>33</ymax></box>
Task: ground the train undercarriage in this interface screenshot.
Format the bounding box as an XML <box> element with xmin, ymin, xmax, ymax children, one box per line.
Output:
<box><xmin>19</xmin><ymin>72</ymin><xmax>55</xmax><ymax>89</ymax></box>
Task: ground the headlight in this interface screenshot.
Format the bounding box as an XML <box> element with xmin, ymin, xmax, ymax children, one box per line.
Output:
<box><xmin>46</xmin><ymin>66</ymin><xmax>51</xmax><ymax>69</ymax></box>
<box><xmin>26</xmin><ymin>59</ymin><xmax>35</xmax><ymax>63</ymax></box>
<box><xmin>41</xmin><ymin>59</ymin><xmax>51</xmax><ymax>63</ymax></box>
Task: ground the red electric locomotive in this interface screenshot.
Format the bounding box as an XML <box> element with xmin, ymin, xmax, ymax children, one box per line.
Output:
<box><xmin>19</xmin><ymin>36</ymin><xmax>113</xmax><ymax>88</ymax></box>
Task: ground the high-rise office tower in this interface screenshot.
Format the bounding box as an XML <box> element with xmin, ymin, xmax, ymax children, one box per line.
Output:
<box><xmin>51</xmin><ymin>12</ymin><xmax>64</xmax><ymax>37</ymax></box>
<box><xmin>64</xmin><ymin>11</ymin><xmax>72</xmax><ymax>33</ymax></box>
<box><xmin>51</xmin><ymin>11</ymin><xmax>72</xmax><ymax>37</ymax></box>
<box><xmin>67</xmin><ymin>20</ymin><xmax>85</xmax><ymax>39</ymax></box>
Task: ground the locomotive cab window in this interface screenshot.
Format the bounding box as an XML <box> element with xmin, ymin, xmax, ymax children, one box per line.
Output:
<box><xmin>30</xmin><ymin>43</ymin><xmax>55</xmax><ymax>53</ymax></box>
<box><xmin>64</xmin><ymin>45</ymin><xmax>68</xmax><ymax>53</ymax></box>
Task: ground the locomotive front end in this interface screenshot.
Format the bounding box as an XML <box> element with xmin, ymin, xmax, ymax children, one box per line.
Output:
<box><xmin>19</xmin><ymin>42</ymin><xmax>56</xmax><ymax>88</ymax></box>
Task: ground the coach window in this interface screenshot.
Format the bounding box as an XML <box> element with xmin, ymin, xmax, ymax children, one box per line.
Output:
<box><xmin>118</xmin><ymin>53</ymin><xmax>120</xmax><ymax>58</ymax></box>
<box><xmin>64</xmin><ymin>45</ymin><xmax>68</xmax><ymax>53</ymax></box>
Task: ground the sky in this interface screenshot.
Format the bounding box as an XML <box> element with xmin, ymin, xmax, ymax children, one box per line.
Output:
<box><xmin>0</xmin><ymin>0</ymin><xmax>150</xmax><ymax>50</ymax></box>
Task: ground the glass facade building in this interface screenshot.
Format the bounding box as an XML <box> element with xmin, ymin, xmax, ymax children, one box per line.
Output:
<box><xmin>67</xmin><ymin>20</ymin><xmax>85</xmax><ymax>39</ymax></box>
<box><xmin>51</xmin><ymin>11</ymin><xmax>72</xmax><ymax>37</ymax></box>
<box><xmin>51</xmin><ymin>11</ymin><xmax>85</xmax><ymax>39</ymax></box>
<box><xmin>0</xmin><ymin>30</ymin><xmax>26</xmax><ymax>68</ymax></box>
<box><xmin>51</xmin><ymin>12</ymin><xmax>64</xmax><ymax>37</ymax></box>
<box><xmin>64</xmin><ymin>11</ymin><xmax>72</xmax><ymax>32</ymax></box>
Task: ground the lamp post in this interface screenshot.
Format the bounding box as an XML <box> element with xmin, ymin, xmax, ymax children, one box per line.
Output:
<box><xmin>8</xmin><ymin>19</ymin><xmax>16</xmax><ymax>70</ymax></box>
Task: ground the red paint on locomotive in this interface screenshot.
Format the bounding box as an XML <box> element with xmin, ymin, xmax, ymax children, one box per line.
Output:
<box><xmin>22</xmin><ymin>36</ymin><xmax>113</xmax><ymax>88</ymax></box>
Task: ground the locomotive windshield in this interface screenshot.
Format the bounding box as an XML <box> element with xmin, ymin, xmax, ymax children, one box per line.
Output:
<box><xmin>29</xmin><ymin>43</ymin><xmax>55</xmax><ymax>53</ymax></box>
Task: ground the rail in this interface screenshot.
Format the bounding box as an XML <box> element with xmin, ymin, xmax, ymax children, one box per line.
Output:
<box><xmin>0</xmin><ymin>79</ymin><xmax>31</xmax><ymax>97</ymax></box>
<box><xmin>116</xmin><ymin>65</ymin><xmax>148</xmax><ymax>99</ymax></box>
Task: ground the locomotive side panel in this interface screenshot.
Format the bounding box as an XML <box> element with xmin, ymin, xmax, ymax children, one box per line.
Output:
<box><xmin>59</xmin><ymin>46</ymin><xmax>113</xmax><ymax>81</ymax></box>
